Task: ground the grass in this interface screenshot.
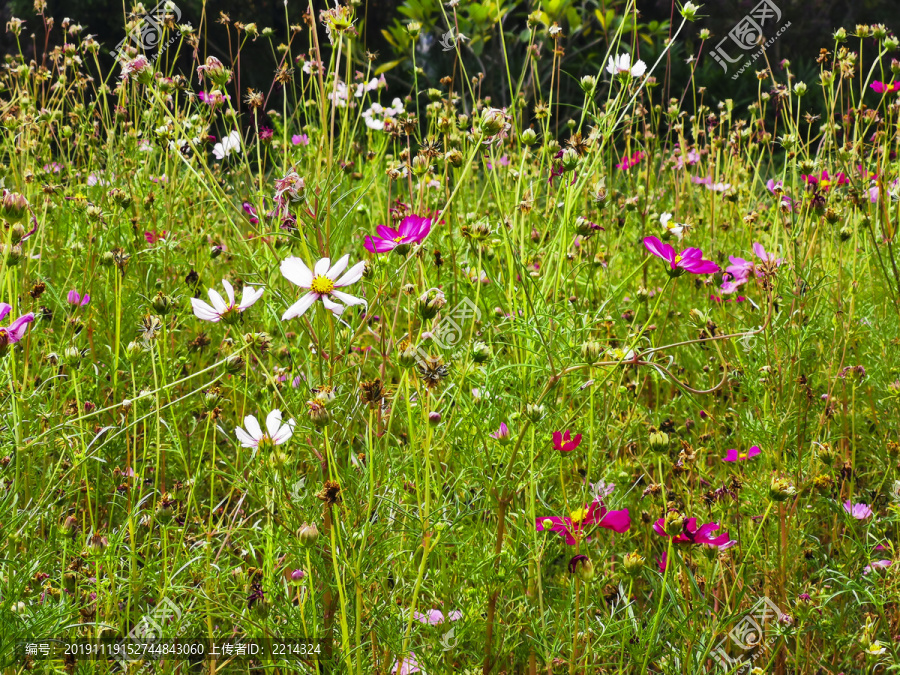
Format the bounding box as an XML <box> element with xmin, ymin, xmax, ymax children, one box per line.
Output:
<box><xmin>0</xmin><ymin>2</ymin><xmax>899</xmax><ymax>674</ymax></box>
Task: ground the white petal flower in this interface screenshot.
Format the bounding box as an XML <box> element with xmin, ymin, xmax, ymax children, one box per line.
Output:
<box><xmin>606</xmin><ymin>53</ymin><xmax>646</xmax><ymax>78</ymax></box>
<box><xmin>235</xmin><ymin>409</ymin><xmax>295</xmax><ymax>449</ymax></box>
<box><xmin>191</xmin><ymin>279</ymin><xmax>263</xmax><ymax>323</ymax></box>
<box><xmin>280</xmin><ymin>255</ymin><xmax>367</xmax><ymax>320</ymax></box>
<box><xmin>213</xmin><ymin>129</ymin><xmax>242</xmax><ymax>160</ymax></box>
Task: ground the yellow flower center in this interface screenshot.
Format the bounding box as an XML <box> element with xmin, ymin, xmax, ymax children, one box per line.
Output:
<box><xmin>569</xmin><ymin>508</ymin><xmax>586</xmax><ymax>524</ymax></box>
<box><xmin>310</xmin><ymin>275</ymin><xmax>335</xmax><ymax>295</ymax></box>
<box><xmin>738</xmin><ymin>452</ymin><xmax>747</xmax><ymax>460</ymax></box>
<box><xmin>674</xmin><ymin>255</ymin><xmax>683</xmax><ymax>264</ymax></box>
<box><xmin>393</xmin><ymin>236</ymin><xmax>405</xmax><ymax>243</ymax></box>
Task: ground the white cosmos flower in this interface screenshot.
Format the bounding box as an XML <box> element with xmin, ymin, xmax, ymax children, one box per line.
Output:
<box><xmin>235</xmin><ymin>409</ymin><xmax>295</xmax><ymax>449</ymax></box>
<box><xmin>660</xmin><ymin>212</ymin><xmax>687</xmax><ymax>240</ymax></box>
<box><xmin>606</xmin><ymin>53</ymin><xmax>647</xmax><ymax>78</ymax></box>
<box><xmin>281</xmin><ymin>254</ymin><xmax>366</xmax><ymax>319</ymax></box>
<box><xmin>213</xmin><ymin>129</ymin><xmax>242</xmax><ymax>160</ymax></box>
<box><xmin>191</xmin><ymin>279</ymin><xmax>264</xmax><ymax>323</ymax></box>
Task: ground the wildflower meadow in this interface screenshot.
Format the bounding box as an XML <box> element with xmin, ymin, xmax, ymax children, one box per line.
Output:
<box><xmin>2</xmin><ymin>0</ymin><xmax>900</xmax><ymax>672</ymax></box>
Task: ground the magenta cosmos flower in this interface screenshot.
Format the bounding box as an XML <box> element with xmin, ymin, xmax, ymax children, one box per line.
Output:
<box><xmin>364</xmin><ymin>215</ymin><xmax>432</xmax><ymax>254</ymax></box>
<box><xmin>537</xmin><ymin>499</ymin><xmax>631</xmax><ymax>545</ymax></box>
<box><xmin>653</xmin><ymin>517</ymin><xmax>736</xmax><ymax>549</ymax></box>
<box><xmin>843</xmin><ymin>501</ymin><xmax>873</xmax><ymax>520</ymax></box>
<box><xmin>0</xmin><ymin>304</ymin><xmax>34</xmax><ymax>349</ymax></box>
<box><xmin>67</xmin><ymin>290</ymin><xmax>90</xmax><ymax>307</ymax></box>
<box><xmin>490</xmin><ymin>422</ymin><xmax>511</xmax><ymax>444</ymax></box>
<box><xmin>722</xmin><ymin>446</ymin><xmax>761</xmax><ymax>462</ymax></box>
<box><xmin>721</xmin><ymin>243</ymin><xmax>782</xmax><ymax>294</ymax></box>
<box><xmin>643</xmin><ymin>237</ymin><xmax>720</xmax><ymax>277</ymax></box>
<box><xmin>871</xmin><ymin>80</ymin><xmax>900</xmax><ymax>94</ymax></box>
<box><xmin>191</xmin><ymin>279</ymin><xmax>264</xmax><ymax>323</ymax></box>
<box><xmin>280</xmin><ymin>254</ymin><xmax>366</xmax><ymax>319</ymax></box>
<box><xmin>553</xmin><ymin>430</ymin><xmax>583</xmax><ymax>453</ymax></box>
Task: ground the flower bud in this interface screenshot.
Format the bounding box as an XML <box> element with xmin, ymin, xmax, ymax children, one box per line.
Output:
<box><xmin>299</xmin><ymin>522</ymin><xmax>320</xmax><ymax>547</ymax></box>
<box><xmin>151</xmin><ymin>292</ymin><xmax>174</xmax><ymax>315</ymax></box>
<box><xmin>568</xmin><ymin>555</ymin><xmax>595</xmax><ymax>582</ymax></box>
<box><xmin>581</xmin><ymin>340</ymin><xmax>602</xmax><ymax>364</ymax></box>
<box><xmin>521</xmin><ymin>128</ymin><xmax>537</xmax><ymax>145</ymax></box>
<box><xmin>524</xmin><ymin>403</ymin><xmax>545</xmax><ymax>422</ymax></box>
<box><xmin>397</xmin><ymin>339</ymin><xmax>420</xmax><ymax>368</ymax></box>
<box><xmin>560</xmin><ymin>147</ymin><xmax>579</xmax><ymax>172</ymax></box>
<box><xmin>663</xmin><ymin>511</ymin><xmax>685</xmax><ymax>536</ymax></box>
<box><xmin>428</xmin><ymin>411</ymin><xmax>441</xmax><ymax>426</ymax></box>
<box><xmin>1</xmin><ymin>190</ymin><xmax>29</xmax><ymax>224</ymax></box>
<box><xmin>418</xmin><ymin>288</ymin><xmax>446</xmax><ymax>319</ymax></box>
<box><xmin>472</xmin><ymin>341</ymin><xmax>493</xmax><ymax>363</ymax></box>
<box><xmin>648</xmin><ymin>430</ymin><xmax>670</xmax><ymax>453</ymax></box>
<box><xmin>769</xmin><ymin>476</ymin><xmax>797</xmax><ymax>501</ymax></box>
<box><xmin>445</xmin><ymin>149</ymin><xmax>463</xmax><ymax>167</ymax></box>
<box><xmin>623</xmin><ymin>551</ymin><xmax>645</xmax><ymax>576</ymax></box>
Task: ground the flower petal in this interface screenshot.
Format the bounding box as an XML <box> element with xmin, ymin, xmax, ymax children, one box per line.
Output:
<box><xmin>327</xmin><ymin>254</ymin><xmax>350</xmax><ymax>280</ymax></box>
<box><xmin>282</xmin><ymin>292</ymin><xmax>318</xmax><ymax>320</ymax></box>
<box><xmin>243</xmin><ymin>415</ymin><xmax>263</xmax><ymax>442</ymax></box>
<box><xmin>221</xmin><ymin>279</ymin><xmax>236</xmax><ymax>307</ymax></box>
<box><xmin>207</xmin><ymin>288</ymin><xmax>228</xmax><ymax>313</ymax></box>
<box><xmin>314</xmin><ymin>257</ymin><xmax>330</xmax><ymax>276</ymax></box>
<box><xmin>191</xmin><ymin>298</ymin><xmax>221</xmax><ymax>322</ymax></box>
<box><xmin>334</xmin><ymin>260</ymin><xmax>366</xmax><ymax>287</ymax></box>
<box><xmin>280</xmin><ymin>257</ymin><xmax>314</xmax><ymax>288</ymax></box>
<box><xmin>266</xmin><ymin>410</ymin><xmax>283</xmax><ymax>438</ymax></box>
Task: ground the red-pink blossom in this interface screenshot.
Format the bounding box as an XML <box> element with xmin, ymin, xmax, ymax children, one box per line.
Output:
<box><xmin>536</xmin><ymin>499</ymin><xmax>631</xmax><ymax>545</ymax></box>
<box><xmin>364</xmin><ymin>215</ymin><xmax>432</xmax><ymax>254</ymax></box>
<box><xmin>552</xmin><ymin>430</ymin><xmax>582</xmax><ymax>452</ymax></box>
<box><xmin>643</xmin><ymin>237</ymin><xmax>720</xmax><ymax>276</ymax></box>
<box><xmin>653</xmin><ymin>517</ymin><xmax>735</xmax><ymax>549</ymax></box>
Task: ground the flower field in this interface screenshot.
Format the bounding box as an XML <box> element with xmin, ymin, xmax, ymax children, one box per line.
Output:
<box><xmin>1</xmin><ymin>1</ymin><xmax>900</xmax><ymax>673</ymax></box>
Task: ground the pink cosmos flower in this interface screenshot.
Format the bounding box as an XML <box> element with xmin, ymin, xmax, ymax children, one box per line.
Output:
<box><xmin>553</xmin><ymin>430</ymin><xmax>583</xmax><ymax>453</ymax></box>
<box><xmin>871</xmin><ymin>80</ymin><xmax>900</xmax><ymax>94</ymax></box>
<box><xmin>392</xmin><ymin>653</ymin><xmax>422</xmax><ymax>674</ymax></box>
<box><xmin>843</xmin><ymin>501</ymin><xmax>873</xmax><ymax>520</ymax></box>
<box><xmin>490</xmin><ymin>423</ymin><xmax>511</xmax><ymax>444</ymax></box>
<box><xmin>653</xmin><ymin>517</ymin><xmax>736</xmax><ymax>549</ymax></box>
<box><xmin>692</xmin><ymin>175</ymin><xmax>731</xmax><ymax>191</ymax></box>
<box><xmin>536</xmin><ymin>499</ymin><xmax>631</xmax><ymax>545</ymax></box>
<box><xmin>280</xmin><ymin>254</ymin><xmax>367</xmax><ymax>319</ymax></box>
<box><xmin>863</xmin><ymin>560</ymin><xmax>892</xmax><ymax>575</ymax></box>
<box><xmin>191</xmin><ymin>279</ymin><xmax>264</xmax><ymax>323</ymax></box>
<box><xmin>0</xmin><ymin>304</ymin><xmax>34</xmax><ymax>348</ymax></box>
<box><xmin>67</xmin><ymin>290</ymin><xmax>90</xmax><ymax>307</ymax></box>
<box><xmin>364</xmin><ymin>215</ymin><xmax>432</xmax><ymax>254</ymax></box>
<box><xmin>413</xmin><ymin>609</ymin><xmax>462</xmax><ymax>625</ymax></box>
<box><xmin>643</xmin><ymin>236</ymin><xmax>720</xmax><ymax>276</ymax></box>
<box><xmin>658</xmin><ymin>552</ymin><xmax>667</xmax><ymax>573</ymax></box>
<box><xmin>258</xmin><ymin>127</ymin><xmax>274</xmax><ymax>141</ymax></box>
<box><xmin>144</xmin><ymin>230</ymin><xmax>167</xmax><ymax>244</ymax></box>
<box><xmin>722</xmin><ymin>446</ymin><xmax>761</xmax><ymax>462</ymax></box>
<box><xmin>292</xmin><ymin>134</ymin><xmax>310</xmax><ymax>146</ymax></box>
<box><xmin>720</xmin><ymin>243</ymin><xmax>782</xmax><ymax>294</ymax></box>
<box><xmin>673</xmin><ymin>147</ymin><xmax>700</xmax><ymax>170</ymax></box>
